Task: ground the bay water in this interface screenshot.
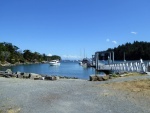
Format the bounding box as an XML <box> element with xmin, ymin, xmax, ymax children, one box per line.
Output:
<box><xmin>0</xmin><ymin>61</ymin><xmax>96</xmax><ymax>80</ymax></box>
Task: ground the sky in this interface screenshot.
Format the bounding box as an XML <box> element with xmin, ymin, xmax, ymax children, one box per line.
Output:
<box><xmin>0</xmin><ymin>0</ymin><xmax>150</xmax><ymax>60</ymax></box>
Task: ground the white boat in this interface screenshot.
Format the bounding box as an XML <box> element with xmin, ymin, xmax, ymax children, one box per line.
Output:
<box><xmin>49</xmin><ymin>60</ymin><xmax>60</xmax><ymax>66</ymax></box>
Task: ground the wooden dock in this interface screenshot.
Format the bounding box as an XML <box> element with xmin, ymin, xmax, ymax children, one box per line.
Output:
<box><xmin>93</xmin><ymin>51</ymin><xmax>150</xmax><ymax>73</ymax></box>
<box><xmin>95</xmin><ymin>60</ymin><xmax>150</xmax><ymax>73</ymax></box>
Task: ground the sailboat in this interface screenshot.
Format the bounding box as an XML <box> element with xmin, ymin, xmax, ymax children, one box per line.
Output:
<box><xmin>78</xmin><ymin>49</ymin><xmax>91</xmax><ymax>67</ymax></box>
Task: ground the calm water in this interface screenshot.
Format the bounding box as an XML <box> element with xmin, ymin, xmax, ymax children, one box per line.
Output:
<box><xmin>0</xmin><ymin>61</ymin><xmax>96</xmax><ymax>79</ymax></box>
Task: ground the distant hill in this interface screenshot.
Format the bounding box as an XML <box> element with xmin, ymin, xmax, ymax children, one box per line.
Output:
<box><xmin>106</xmin><ymin>41</ymin><xmax>150</xmax><ymax>60</ymax></box>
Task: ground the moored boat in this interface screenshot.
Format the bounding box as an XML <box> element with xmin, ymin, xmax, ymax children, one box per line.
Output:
<box><xmin>49</xmin><ymin>60</ymin><xmax>60</xmax><ymax>66</ymax></box>
<box><xmin>79</xmin><ymin>58</ymin><xmax>92</xmax><ymax>67</ymax></box>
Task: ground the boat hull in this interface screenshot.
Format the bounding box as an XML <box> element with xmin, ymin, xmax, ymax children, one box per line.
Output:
<box><xmin>49</xmin><ymin>60</ymin><xmax>60</xmax><ymax>66</ymax></box>
<box><xmin>49</xmin><ymin>63</ymin><xmax>60</xmax><ymax>66</ymax></box>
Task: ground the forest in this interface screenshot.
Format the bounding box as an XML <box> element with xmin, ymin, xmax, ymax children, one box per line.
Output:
<box><xmin>0</xmin><ymin>42</ymin><xmax>61</xmax><ymax>64</ymax></box>
<box><xmin>106</xmin><ymin>41</ymin><xmax>150</xmax><ymax>60</ymax></box>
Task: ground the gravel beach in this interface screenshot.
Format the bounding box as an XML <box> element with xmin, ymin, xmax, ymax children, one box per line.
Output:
<box><xmin>0</xmin><ymin>75</ymin><xmax>150</xmax><ymax>113</ymax></box>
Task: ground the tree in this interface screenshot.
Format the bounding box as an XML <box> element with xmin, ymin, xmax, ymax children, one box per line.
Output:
<box><xmin>0</xmin><ymin>42</ymin><xmax>61</xmax><ymax>64</ymax></box>
<box><xmin>105</xmin><ymin>41</ymin><xmax>150</xmax><ymax>60</ymax></box>
<box><xmin>51</xmin><ymin>55</ymin><xmax>61</xmax><ymax>61</ymax></box>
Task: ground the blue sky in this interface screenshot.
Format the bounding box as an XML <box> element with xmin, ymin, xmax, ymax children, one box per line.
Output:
<box><xmin>0</xmin><ymin>0</ymin><xmax>150</xmax><ymax>60</ymax></box>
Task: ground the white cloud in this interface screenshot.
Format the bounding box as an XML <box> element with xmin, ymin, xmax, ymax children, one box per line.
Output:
<box><xmin>131</xmin><ymin>32</ymin><xmax>137</xmax><ymax>35</ymax></box>
<box><xmin>112</xmin><ymin>41</ymin><xmax>117</xmax><ymax>44</ymax></box>
<box><xmin>106</xmin><ymin>39</ymin><xmax>110</xmax><ymax>42</ymax></box>
<box><xmin>47</xmin><ymin>53</ymin><xmax>52</xmax><ymax>56</ymax></box>
<box><xmin>62</xmin><ymin>55</ymin><xmax>81</xmax><ymax>60</ymax></box>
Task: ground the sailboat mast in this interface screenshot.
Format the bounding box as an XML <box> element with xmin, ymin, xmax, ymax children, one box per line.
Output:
<box><xmin>84</xmin><ymin>49</ymin><xmax>85</xmax><ymax>58</ymax></box>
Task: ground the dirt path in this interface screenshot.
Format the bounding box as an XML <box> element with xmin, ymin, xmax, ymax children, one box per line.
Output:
<box><xmin>0</xmin><ymin>75</ymin><xmax>150</xmax><ymax>113</ymax></box>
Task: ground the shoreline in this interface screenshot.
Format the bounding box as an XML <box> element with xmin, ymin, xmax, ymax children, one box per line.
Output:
<box><xmin>0</xmin><ymin>61</ymin><xmax>47</xmax><ymax>67</ymax></box>
<box><xmin>0</xmin><ymin>69</ymin><xmax>79</xmax><ymax>81</ymax></box>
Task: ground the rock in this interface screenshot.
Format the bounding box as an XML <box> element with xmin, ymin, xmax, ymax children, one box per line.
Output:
<box><xmin>23</xmin><ymin>73</ymin><xmax>30</xmax><ymax>79</ymax></box>
<box><xmin>21</xmin><ymin>72</ymin><xmax>25</xmax><ymax>75</ymax></box>
<box><xmin>45</xmin><ymin>76</ymin><xmax>52</xmax><ymax>80</ymax></box>
<box><xmin>45</xmin><ymin>76</ymin><xmax>57</xmax><ymax>80</ymax></box>
<box><xmin>59</xmin><ymin>76</ymin><xmax>64</xmax><ymax>79</ymax></box>
<box><xmin>90</xmin><ymin>74</ymin><xmax>110</xmax><ymax>81</ymax></box>
<box><xmin>17</xmin><ymin>74</ymin><xmax>24</xmax><ymax>78</ymax></box>
<box><xmin>89</xmin><ymin>75</ymin><xmax>98</xmax><ymax>81</ymax></box>
<box><xmin>16</xmin><ymin>71</ymin><xmax>21</xmax><ymax>75</ymax></box>
<box><xmin>52</xmin><ymin>76</ymin><xmax>57</xmax><ymax>80</ymax></box>
<box><xmin>96</xmin><ymin>75</ymin><xmax>103</xmax><ymax>81</ymax></box>
<box><xmin>39</xmin><ymin>77</ymin><xmax>45</xmax><ymax>80</ymax></box>
<box><xmin>29</xmin><ymin>73</ymin><xmax>42</xmax><ymax>80</ymax></box>
<box><xmin>5</xmin><ymin>69</ymin><xmax>12</xmax><ymax>74</ymax></box>
<box><xmin>102</xmin><ymin>75</ymin><xmax>109</xmax><ymax>80</ymax></box>
<box><xmin>34</xmin><ymin>77</ymin><xmax>40</xmax><ymax>80</ymax></box>
<box><xmin>16</xmin><ymin>72</ymin><xmax>29</xmax><ymax>79</ymax></box>
<box><xmin>119</xmin><ymin>74</ymin><xmax>127</xmax><ymax>77</ymax></box>
<box><xmin>44</xmin><ymin>76</ymin><xmax>49</xmax><ymax>80</ymax></box>
<box><xmin>72</xmin><ymin>77</ymin><xmax>78</xmax><ymax>79</ymax></box>
<box><xmin>55</xmin><ymin>76</ymin><xmax>60</xmax><ymax>80</ymax></box>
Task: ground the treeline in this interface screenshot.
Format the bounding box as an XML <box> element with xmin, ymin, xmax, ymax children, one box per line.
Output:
<box><xmin>0</xmin><ymin>42</ymin><xmax>61</xmax><ymax>64</ymax></box>
<box><xmin>106</xmin><ymin>41</ymin><xmax>150</xmax><ymax>60</ymax></box>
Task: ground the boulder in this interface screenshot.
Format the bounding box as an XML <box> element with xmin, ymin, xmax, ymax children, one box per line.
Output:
<box><xmin>45</xmin><ymin>76</ymin><xmax>57</xmax><ymax>80</ymax></box>
<box><xmin>23</xmin><ymin>73</ymin><xmax>30</xmax><ymax>79</ymax></box>
<box><xmin>45</xmin><ymin>76</ymin><xmax>52</xmax><ymax>80</ymax></box>
<box><xmin>29</xmin><ymin>73</ymin><xmax>42</xmax><ymax>80</ymax></box>
<box><xmin>119</xmin><ymin>74</ymin><xmax>127</xmax><ymax>77</ymax></box>
<box><xmin>17</xmin><ymin>74</ymin><xmax>23</xmax><ymax>78</ymax></box>
<box><xmin>5</xmin><ymin>69</ymin><xmax>12</xmax><ymax>74</ymax></box>
<box><xmin>16</xmin><ymin>72</ymin><xmax>28</xmax><ymax>78</ymax></box>
<box><xmin>16</xmin><ymin>71</ymin><xmax>21</xmax><ymax>75</ymax></box>
<box><xmin>89</xmin><ymin>75</ymin><xmax>98</xmax><ymax>81</ymax></box>
<box><xmin>102</xmin><ymin>75</ymin><xmax>110</xmax><ymax>80</ymax></box>
<box><xmin>55</xmin><ymin>76</ymin><xmax>60</xmax><ymax>80</ymax></box>
<box><xmin>89</xmin><ymin>74</ymin><xmax>110</xmax><ymax>81</ymax></box>
<box><xmin>96</xmin><ymin>75</ymin><xmax>103</xmax><ymax>81</ymax></box>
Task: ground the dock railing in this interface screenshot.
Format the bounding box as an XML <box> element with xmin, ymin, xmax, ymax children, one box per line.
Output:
<box><xmin>96</xmin><ymin>60</ymin><xmax>150</xmax><ymax>73</ymax></box>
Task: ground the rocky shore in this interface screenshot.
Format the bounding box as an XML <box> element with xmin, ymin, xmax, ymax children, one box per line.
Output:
<box><xmin>0</xmin><ymin>69</ymin><xmax>78</xmax><ymax>81</ymax></box>
<box><xmin>0</xmin><ymin>61</ymin><xmax>45</xmax><ymax>67</ymax></box>
<box><xmin>1</xmin><ymin>68</ymin><xmax>149</xmax><ymax>83</ymax></box>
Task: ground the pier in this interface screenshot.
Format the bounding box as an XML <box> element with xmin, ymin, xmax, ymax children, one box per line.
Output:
<box><xmin>94</xmin><ymin>51</ymin><xmax>150</xmax><ymax>73</ymax></box>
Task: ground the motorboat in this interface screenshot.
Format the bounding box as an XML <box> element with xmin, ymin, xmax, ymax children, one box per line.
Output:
<box><xmin>49</xmin><ymin>60</ymin><xmax>60</xmax><ymax>66</ymax></box>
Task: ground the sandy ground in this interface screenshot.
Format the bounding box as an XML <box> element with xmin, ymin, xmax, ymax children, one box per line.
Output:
<box><xmin>0</xmin><ymin>74</ymin><xmax>150</xmax><ymax>113</ymax></box>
